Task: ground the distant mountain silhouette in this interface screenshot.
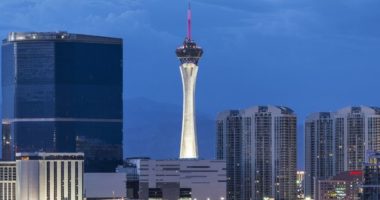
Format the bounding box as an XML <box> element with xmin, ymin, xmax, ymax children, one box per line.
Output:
<box><xmin>123</xmin><ymin>97</ymin><xmax>215</xmax><ymax>160</ymax></box>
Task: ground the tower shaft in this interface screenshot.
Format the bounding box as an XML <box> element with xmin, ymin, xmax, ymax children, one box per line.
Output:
<box><xmin>179</xmin><ymin>63</ymin><xmax>198</xmax><ymax>159</ymax></box>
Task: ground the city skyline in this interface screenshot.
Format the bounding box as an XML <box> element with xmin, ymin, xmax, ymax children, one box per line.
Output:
<box><xmin>1</xmin><ymin>0</ymin><xmax>380</xmax><ymax>170</ymax></box>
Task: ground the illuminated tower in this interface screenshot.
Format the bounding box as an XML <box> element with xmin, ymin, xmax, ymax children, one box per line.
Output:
<box><xmin>176</xmin><ymin>4</ymin><xmax>203</xmax><ymax>159</ymax></box>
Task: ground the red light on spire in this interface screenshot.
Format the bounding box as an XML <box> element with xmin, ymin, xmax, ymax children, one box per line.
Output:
<box><xmin>187</xmin><ymin>2</ymin><xmax>192</xmax><ymax>40</ymax></box>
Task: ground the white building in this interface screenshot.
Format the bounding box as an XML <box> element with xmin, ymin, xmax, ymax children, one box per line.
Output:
<box><xmin>0</xmin><ymin>161</ymin><xmax>16</xmax><ymax>200</ymax></box>
<box><xmin>122</xmin><ymin>158</ymin><xmax>226</xmax><ymax>200</ymax></box>
<box><xmin>16</xmin><ymin>152</ymin><xmax>84</xmax><ymax>200</ymax></box>
<box><xmin>334</xmin><ymin>106</ymin><xmax>380</xmax><ymax>172</ymax></box>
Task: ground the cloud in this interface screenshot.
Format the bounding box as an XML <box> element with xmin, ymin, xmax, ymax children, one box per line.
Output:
<box><xmin>191</xmin><ymin>0</ymin><xmax>380</xmax><ymax>43</ymax></box>
<box><xmin>0</xmin><ymin>0</ymin><xmax>151</xmax><ymax>36</ymax></box>
<box><xmin>2</xmin><ymin>0</ymin><xmax>378</xmax><ymax>44</ymax></box>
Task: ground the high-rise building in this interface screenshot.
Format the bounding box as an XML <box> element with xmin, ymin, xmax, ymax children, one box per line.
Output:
<box><xmin>16</xmin><ymin>152</ymin><xmax>84</xmax><ymax>200</ymax></box>
<box><xmin>334</xmin><ymin>106</ymin><xmax>380</xmax><ymax>172</ymax></box>
<box><xmin>305</xmin><ymin>112</ymin><xmax>334</xmax><ymax>198</ymax></box>
<box><xmin>0</xmin><ymin>161</ymin><xmax>16</xmax><ymax>200</ymax></box>
<box><xmin>217</xmin><ymin>106</ymin><xmax>297</xmax><ymax>200</ymax></box>
<box><xmin>175</xmin><ymin>5</ymin><xmax>203</xmax><ymax>159</ymax></box>
<box><xmin>216</xmin><ymin>110</ymin><xmax>243</xmax><ymax>199</ymax></box>
<box><xmin>305</xmin><ymin>106</ymin><xmax>380</xmax><ymax>199</ymax></box>
<box><xmin>1</xmin><ymin>32</ymin><xmax>123</xmax><ymax>172</ymax></box>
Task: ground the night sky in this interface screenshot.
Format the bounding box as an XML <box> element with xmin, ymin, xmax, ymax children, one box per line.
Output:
<box><xmin>1</xmin><ymin>0</ymin><xmax>380</xmax><ymax>169</ymax></box>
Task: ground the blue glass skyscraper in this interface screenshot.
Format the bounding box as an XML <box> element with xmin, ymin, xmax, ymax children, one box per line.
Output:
<box><xmin>1</xmin><ymin>32</ymin><xmax>123</xmax><ymax>172</ymax></box>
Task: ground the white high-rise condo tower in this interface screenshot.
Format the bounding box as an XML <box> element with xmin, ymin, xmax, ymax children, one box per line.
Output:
<box><xmin>176</xmin><ymin>4</ymin><xmax>203</xmax><ymax>159</ymax></box>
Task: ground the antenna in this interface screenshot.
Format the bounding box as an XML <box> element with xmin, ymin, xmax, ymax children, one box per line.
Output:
<box><xmin>187</xmin><ymin>1</ymin><xmax>192</xmax><ymax>40</ymax></box>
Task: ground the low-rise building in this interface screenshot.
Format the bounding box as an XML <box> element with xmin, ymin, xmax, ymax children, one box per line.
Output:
<box><xmin>119</xmin><ymin>158</ymin><xmax>226</xmax><ymax>200</ymax></box>
<box><xmin>316</xmin><ymin>171</ymin><xmax>362</xmax><ymax>200</ymax></box>
<box><xmin>362</xmin><ymin>151</ymin><xmax>380</xmax><ymax>200</ymax></box>
<box><xmin>0</xmin><ymin>161</ymin><xmax>16</xmax><ymax>200</ymax></box>
<box><xmin>16</xmin><ymin>152</ymin><xmax>84</xmax><ymax>200</ymax></box>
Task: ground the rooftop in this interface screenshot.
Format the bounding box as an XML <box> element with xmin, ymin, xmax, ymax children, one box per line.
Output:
<box><xmin>3</xmin><ymin>31</ymin><xmax>122</xmax><ymax>44</ymax></box>
<box><xmin>16</xmin><ymin>152</ymin><xmax>84</xmax><ymax>160</ymax></box>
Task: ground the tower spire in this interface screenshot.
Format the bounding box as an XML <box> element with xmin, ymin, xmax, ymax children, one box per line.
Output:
<box><xmin>187</xmin><ymin>1</ymin><xmax>192</xmax><ymax>40</ymax></box>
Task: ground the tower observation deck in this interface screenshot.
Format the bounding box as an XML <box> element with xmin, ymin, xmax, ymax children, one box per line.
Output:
<box><xmin>176</xmin><ymin>39</ymin><xmax>203</xmax><ymax>65</ymax></box>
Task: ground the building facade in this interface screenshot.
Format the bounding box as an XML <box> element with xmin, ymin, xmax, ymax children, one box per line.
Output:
<box><xmin>2</xmin><ymin>123</ymin><xmax>12</xmax><ymax>161</ymax></box>
<box><xmin>334</xmin><ymin>106</ymin><xmax>380</xmax><ymax>172</ymax></box>
<box><xmin>0</xmin><ymin>162</ymin><xmax>16</xmax><ymax>200</ymax></box>
<box><xmin>122</xmin><ymin>158</ymin><xmax>226</xmax><ymax>200</ymax></box>
<box><xmin>216</xmin><ymin>110</ymin><xmax>243</xmax><ymax>200</ymax></box>
<box><xmin>216</xmin><ymin>106</ymin><xmax>297</xmax><ymax>200</ymax></box>
<box><xmin>1</xmin><ymin>32</ymin><xmax>123</xmax><ymax>172</ymax></box>
<box><xmin>16</xmin><ymin>152</ymin><xmax>84</xmax><ymax>200</ymax></box>
<box><xmin>305</xmin><ymin>112</ymin><xmax>335</xmax><ymax>198</ymax></box>
<box><xmin>305</xmin><ymin>106</ymin><xmax>380</xmax><ymax>199</ymax></box>
<box><xmin>84</xmin><ymin>173</ymin><xmax>126</xmax><ymax>200</ymax></box>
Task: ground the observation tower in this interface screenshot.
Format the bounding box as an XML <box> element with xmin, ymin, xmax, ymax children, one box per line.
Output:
<box><xmin>176</xmin><ymin>3</ymin><xmax>203</xmax><ymax>159</ymax></box>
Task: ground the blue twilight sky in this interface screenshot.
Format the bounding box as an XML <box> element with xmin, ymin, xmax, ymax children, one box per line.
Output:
<box><xmin>1</xmin><ymin>0</ymin><xmax>380</xmax><ymax>169</ymax></box>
